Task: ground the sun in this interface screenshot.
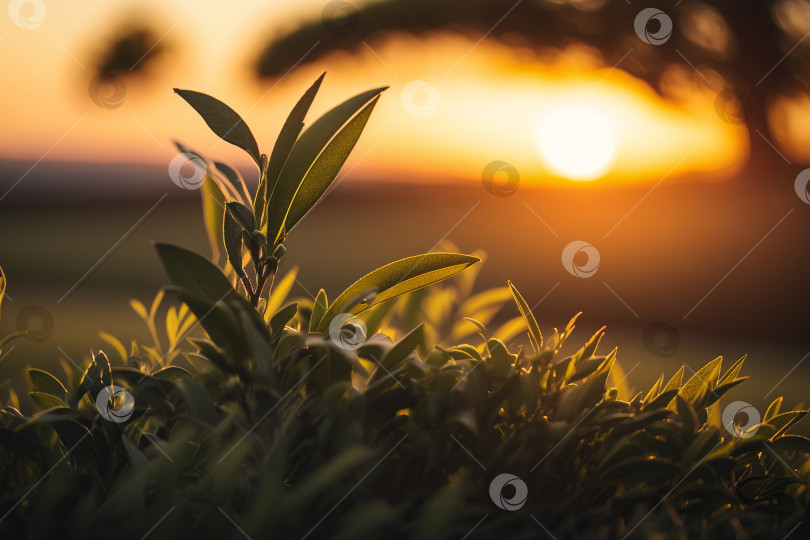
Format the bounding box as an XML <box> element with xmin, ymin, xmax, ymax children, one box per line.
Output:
<box><xmin>535</xmin><ymin>102</ymin><xmax>618</xmax><ymax>181</ymax></box>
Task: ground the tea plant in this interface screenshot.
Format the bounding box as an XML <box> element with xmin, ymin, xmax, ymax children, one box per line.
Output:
<box><xmin>1</xmin><ymin>75</ymin><xmax>808</xmax><ymax>539</ymax></box>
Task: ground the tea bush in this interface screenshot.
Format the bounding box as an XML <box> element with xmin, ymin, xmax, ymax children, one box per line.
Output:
<box><xmin>1</xmin><ymin>75</ymin><xmax>808</xmax><ymax>539</ymax></box>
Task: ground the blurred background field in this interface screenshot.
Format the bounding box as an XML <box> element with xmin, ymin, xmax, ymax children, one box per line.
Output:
<box><xmin>1</xmin><ymin>0</ymin><xmax>809</xmax><ymax>427</ymax></box>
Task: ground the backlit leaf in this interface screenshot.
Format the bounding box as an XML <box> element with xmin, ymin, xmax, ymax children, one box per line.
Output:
<box><xmin>316</xmin><ymin>253</ymin><xmax>479</xmax><ymax>333</ymax></box>
<box><xmin>174</xmin><ymin>89</ymin><xmax>262</xmax><ymax>168</ymax></box>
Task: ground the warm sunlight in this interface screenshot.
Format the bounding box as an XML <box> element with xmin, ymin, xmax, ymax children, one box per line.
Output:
<box><xmin>535</xmin><ymin>101</ymin><xmax>618</xmax><ymax>181</ymax></box>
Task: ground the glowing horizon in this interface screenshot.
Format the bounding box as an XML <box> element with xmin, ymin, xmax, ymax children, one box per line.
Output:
<box><xmin>0</xmin><ymin>1</ymin><xmax>753</xmax><ymax>188</ymax></box>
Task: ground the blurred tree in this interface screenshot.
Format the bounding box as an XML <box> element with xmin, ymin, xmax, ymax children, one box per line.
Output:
<box><xmin>254</xmin><ymin>0</ymin><xmax>810</xmax><ymax>173</ymax></box>
<box><xmin>96</xmin><ymin>27</ymin><xmax>164</xmax><ymax>75</ymax></box>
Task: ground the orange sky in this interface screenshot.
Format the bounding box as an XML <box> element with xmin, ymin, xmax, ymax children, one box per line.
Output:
<box><xmin>0</xmin><ymin>0</ymin><xmax>753</xmax><ymax>187</ymax></box>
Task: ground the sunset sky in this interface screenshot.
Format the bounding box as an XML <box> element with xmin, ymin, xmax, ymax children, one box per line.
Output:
<box><xmin>0</xmin><ymin>0</ymin><xmax>755</xmax><ymax>187</ymax></box>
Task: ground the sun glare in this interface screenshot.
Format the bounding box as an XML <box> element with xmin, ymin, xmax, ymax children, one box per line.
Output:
<box><xmin>535</xmin><ymin>102</ymin><xmax>618</xmax><ymax>181</ymax></box>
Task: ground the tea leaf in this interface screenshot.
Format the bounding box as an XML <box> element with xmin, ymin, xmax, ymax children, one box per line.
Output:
<box><xmin>309</xmin><ymin>288</ymin><xmax>328</xmax><ymax>333</ymax></box>
<box><xmin>129</xmin><ymin>298</ymin><xmax>149</xmax><ymax>322</ymax></box>
<box><xmin>316</xmin><ymin>253</ymin><xmax>479</xmax><ymax>332</ymax></box>
<box><xmin>223</xmin><ymin>211</ymin><xmax>245</xmax><ymax>278</ymax></box>
<box><xmin>267</xmin><ymin>85</ymin><xmax>388</xmax><ymax>244</ymax></box>
<box><xmin>214</xmin><ymin>161</ymin><xmax>251</xmax><ymax>205</ymax></box>
<box><xmin>174</xmin><ymin>89</ymin><xmax>262</xmax><ymax>168</ymax></box>
<box><xmin>201</xmin><ymin>176</ymin><xmax>226</xmax><ymax>263</ymax></box>
<box><xmin>28</xmin><ymin>368</ymin><xmax>68</xmax><ymax>401</ymax></box>
<box><xmin>680</xmin><ymin>357</ymin><xmax>722</xmax><ymax>403</ymax></box>
<box><xmin>155</xmin><ymin>243</ymin><xmax>240</xmax><ymax>305</ymax></box>
<box><xmin>226</xmin><ymin>201</ymin><xmax>256</xmax><ymax>232</ymax></box>
<box><xmin>269</xmin><ymin>303</ymin><xmax>298</xmax><ymax>337</ymax></box>
<box><xmin>265</xmin><ymin>267</ymin><xmax>299</xmax><ymax>320</ymax></box>
<box><xmin>280</xmin><ymin>96</ymin><xmax>381</xmax><ymax>237</ymax></box>
<box><xmin>719</xmin><ymin>355</ymin><xmax>746</xmax><ymax>385</ymax></box>
<box><xmin>508</xmin><ymin>280</ymin><xmax>542</xmax><ymax>352</ymax></box>
<box><xmin>765</xmin><ymin>397</ymin><xmax>783</xmax><ymax>422</ymax></box>
<box><xmin>262</xmin><ymin>73</ymin><xmax>325</xmax><ymax>219</ymax></box>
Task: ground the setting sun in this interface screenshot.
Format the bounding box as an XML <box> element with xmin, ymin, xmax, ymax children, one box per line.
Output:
<box><xmin>535</xmin><ymin>102</ymin><xmax>618</xmax><ymax>181</ymax></box>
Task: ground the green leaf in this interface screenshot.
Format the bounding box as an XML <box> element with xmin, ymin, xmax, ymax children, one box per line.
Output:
<box><xmin>226</xmin><ymin>201</ymin><xmax>255</xmax><ymax>232</ymax></box>
<box><xmin>719</xmin><ymin>355</ymin><xmax>746</xmax><ymax>385</ymax></box>
<box><xmin>309</xmin><ymin>288</ymin><xmax>328</xmax><ymax>333</ymax></box>
<box><xmin>280</xmin><ymin>96</ymin><xmax>381</xmax><ymax>238</ymax></box>
<box><xmin>643</xmin><ymin>373</ymin><xmax>665</xmax><ymax>404</ymax></box>
<box><xmin>767</xmin><ymin>410</ymin><xmax>808</xmax><ymax>438</ymax></box>
<box><xmin>200</xmin><ymin>177</ymin><xmax>226</xmax><ymax>263</ymax></box>
<box><xmin>662</xmin><ymin>366</ymin><xmax>684</xmax><ymax>395</ymax></box>
<box><xmin>316</xmin><ymin>253</ymin><xmax>479</xmax><ymax>333</ymax></box>
<box><xmin>706</xmin><ymin>377</ymin><xmax>748</xmax><ymax>406</ymax></box>
<box><xmin>152</xmin><ymin>366</ymin><xmax>192</xmax><ymax>381</ymax></box>
<box><xmin>572</xmin><ymin>327</ymin><xmax>605</xmax><ymax>366</ymax></box>
<box><xmin>765</xmin><ymin>397</ymin><xmax>783</xmax><ymax>422</ymax></box>
<box><xmin>214</xmin><ymin>161</ymin><xmax>250</xmax><ymax>204</ymax></box>
<box><xmin>774</xmin><ymin>434</ymin><xmax>810</xmax><ymax>455</ymax></box>
<box><xmin>378</xmin><ymin>324</ymin><xmax>425</xmax><ymax>372</ymax></box>
<box><xmin>223</xmin><ymin>211</ymin><xmax>245</xmax><ymax>278</ymax></box>
<box><xmin>167</xmin><ymin>287</ymin><xmax>245</xmax><ymax>360</ymax></box>
<box><xmin>262</xmin><ymin>72</ymin><xmax>325</xmax><ymax>223</ymax></box>
<box><xmin>29</xmin><ymin>392</ymin><xmax>66</xmax><ymax>410</ymax></box>
<box><xmin>269</xmin><ymin>303</ymin><xmax>298</xmax><ymax>337</ymax></box>
<box><xmin>507</xmin><ymin>280</ymin><xmax>543</xmax><ymax>352</ymax></box>
<box><xmin>174</xmin><ymin>89</ymin><xmax>262</xmax><ymax>168</ymax></box>
<box><xmin>679</xmin><ymin>357</ymin><xmax>722</xmax><ymax>402</ymax></box>
<box><xmin>155</xmin><ymin>243</ymin><xmax>240</xmax><ymax>305</ymax></box>
<box><xmin>267</xmin><ymin>85</ymin><xmax>388</xmax><ymax>244</ymax></box>
<box><xmin>265</xmin><ymin>267</ymin><xmax>299</xmax><ymax>320</ymax></box>
<box><xmin>28</xmin><ymin>368</ymin><xmax>68</xmax><ymax>401</ymax></box>
<box><xmin>176</xmin><ymin>378</ymin><xmax>217</xmax><ymax>425</ymax></box>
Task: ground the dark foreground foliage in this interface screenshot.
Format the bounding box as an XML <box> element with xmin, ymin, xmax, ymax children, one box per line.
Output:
<box><xmin>1</xmin><ymin>76</ymin><xmax>808</xmax><ymax>540</ymax></box>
